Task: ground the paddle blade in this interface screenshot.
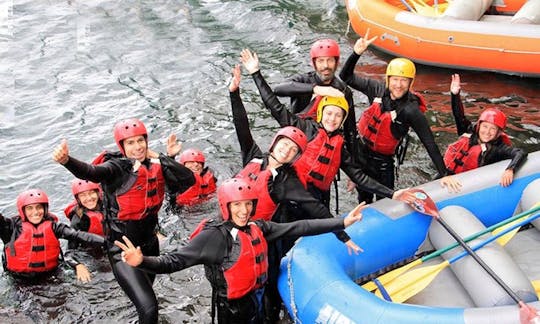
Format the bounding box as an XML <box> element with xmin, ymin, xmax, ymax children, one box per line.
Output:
<box><xmin>375</xmin><ymin>260</ymin><xmax>450</xmax><ymax>303</ymax></box>
<box><xmin>532</xmin><ymin>280</ymin><xmax>540</xmax><ymax>298</ymax></box>
<box><xmin>494</xmin><ymin>203</ymin><xmax>540</xmax><ymax>246</ymax></box>
<box><xmin>362</xmin><ymin>259</ymin><xmax>423</xmax><ymax>292</ymax></box>
<box><xmin>400</xmin><ymin>188</ymin><xmax>440</xmax><ymax>218</ymax></box>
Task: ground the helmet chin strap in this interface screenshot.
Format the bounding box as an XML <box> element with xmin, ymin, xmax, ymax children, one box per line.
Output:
<box><xmin>269</xmin><ymin>153</ymin><xmax>284</xmax><ymax>167</ymax></box>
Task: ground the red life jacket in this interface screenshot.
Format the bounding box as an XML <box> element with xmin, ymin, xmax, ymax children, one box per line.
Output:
<box><xmin>294</xmin><ymin>129</ymin><xmax>343</xmax><ymax>191</ymax></box>
<box><xmin>357</xmin><ymin>93</ymin><xmax>427</xmax><ymax>156</ymax></box>
<box><xmin>175</xmin><ymin>169</ymin><xmax>217</xmax><ymax>206</ymax></box>
<box><xmin>115</xmin><ymin>160</ymin><xmax>166</xmax><ymax>221</ymax></box>
<box><xmin>5</xmin><ymin>220</ymin><xmax>60</xmax><ymax>273</ymax></box>
<box><xmin>236</xmin><ymin>159</ymin><xmax>277</xmax><ymax>221</ymax></box>
<box><xmin>223</xmin><ymin>224</ymin><xmax>268</xmax><ymax>299</ymax></box>
<box><xmin>444</xmin><ymin>134</ymin><xmax>483</xmax><ymax>174</ymax></box>
<box><xmin>86</xmin><ymin>210</ymin><xmax>104</xmax><ymax>236</ymax></box>
<box><xmin>297</xmin><ymin>95</ymin><xmax>323</xmax><ymax>120</ymax></box>
<box><xmin>64</xmin><ymin>201</ymin><xmax>104</xmax><ymax>236</ymax></box>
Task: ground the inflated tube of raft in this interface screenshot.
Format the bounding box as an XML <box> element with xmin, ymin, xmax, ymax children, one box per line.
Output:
<box><xmin>428</xmin><ymin>205</ymin><xmax>538</xmax><ymax>307</ymax></box>
<box><xmin>511</xmin><ymin>0</ymin><xmax>540</xmax><ymax>24</ymax></box>
<box><xmin>442</xmin><ymin>0</ymin><xmax>493</xmax><ymax>21</ymax></box>
<box><xmin>519</xmin><ymin>178</ymin><xmax>540</xmax><ymax>230</ymax></box>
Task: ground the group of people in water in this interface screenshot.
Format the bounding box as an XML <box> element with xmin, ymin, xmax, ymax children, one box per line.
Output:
<box><xmin>0</xmin><ymin>29</ymin><xmax>528</xmax><ymax>323</ymax></box>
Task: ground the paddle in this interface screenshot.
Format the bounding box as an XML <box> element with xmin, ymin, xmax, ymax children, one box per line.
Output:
<box><xmin>399</xmin><ymin>189</ymin><xmax>540</xmax><ymax>323</ymax></box>
<box><xmin>494</xmin><ymin>202</ymin><xmax>540</xmax><ymax>246</ymax></box>
<box><xmin>408</xmin><ymin>0</ymin><xmax>448</xmax><ymax>16</ymax></box>
<box><xmin>374</xmin><ymin>210</ymin><xmax>540</xmax><ymax>303</ymax></box>
<box><xmin>362</xmin><ymin>204</ymin><xmax>540</xmax><ymax>292</ymax></box>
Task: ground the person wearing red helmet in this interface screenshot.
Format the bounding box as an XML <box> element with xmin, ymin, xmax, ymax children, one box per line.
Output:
<box><xmin>239</xmin><ymin>49</ymin><xmax>404</xmax><ymax>205</ymax></box>
<box><xmin>272</xmin><ymin>38</ymin><xmax>360</xmax><ymax>164</ymax></box>
<box><xmin>174</xmin><ymin>148</ymin><xmax>218</xmax><ymax>207</ymax></box>
<box><xmin>114</xmin><ymin>178</ymin><xmax>366</xmax><ymax>324</ymax></box>
<box><xmin>339</xmin><ymin>30</ymin><xmax>448</xmax><ymax>203</ymax></box>
<box><xmin>62</xmin><ymin>178</ymin><xmax>105</xmax><ymax>282</ymax></box>
<box><xmin>230</xmin><ymin>62</ymin><xmax>375</xmax><ymax>322</ymax></box>
<box><xmin>52</xmin><ymin>118</ymin><xmax>195</xmax><ymax>324</ymax></box>
<box><xmin>440</xmin><ymin>74</ymin><xmax>527</xmax><ymax>192</ymax></box>
<box><xmin>0</xmin><ymin>189</ymin><xmax>104</xmax><ymax>280</ymax></box>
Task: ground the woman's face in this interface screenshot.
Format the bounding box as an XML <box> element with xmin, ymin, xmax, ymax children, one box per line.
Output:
<box><xmin>77</xmin><ymin>189</ymin><xmax>100</xmax><ymax>210</ymax></box>
<box><xmin>478</xmin><ymin>121</ymin><xmax>500</xmax><ymax>143</ymax></box>
<box><xmin>271</xmin><ymin>137</ymin><xmax>300</xmax><ymax>164</ymax></box>
<box><xmin>184</xmin><ymin>161</ymin><xmax>204</xmax><ymax>174</ymax></box>
<box><xmin>24</xmin><ymin>203</ymin><xmax>45</xmax><ymax>225</ymax></box>
<box><xmin>229</xmin><ymin>200</ymin><xmax>254</xmax><ymax>227</ymax></box>
<box><xmin>321</xmin><ymin>105</ymin><xmax>345</xmax><ymax>132</ymax></box>
<box><xmin>123</xmin><ymin>135</ymin><xmax>147</xmax><ymax>161</ymax></box>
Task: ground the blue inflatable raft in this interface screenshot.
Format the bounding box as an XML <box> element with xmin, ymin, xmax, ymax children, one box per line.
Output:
<box><xmin>279</xmin><ymin>151</ymin><xmax>540</xmax><ymax>324</ymax></box>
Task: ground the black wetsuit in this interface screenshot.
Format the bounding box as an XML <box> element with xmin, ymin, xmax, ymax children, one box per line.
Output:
<box><xmin>0</xmin><ymin>213</ymin><xmax>104</xmax><ymax>279</ymax></box>
<box><xmin>273</xmin><ymin>72</ymin><xmax>359</xmax><ymax>160</ymax></box>
<box><xmin>231</xmin><ymin>86</ymin><xmax>356</xmax><ymax>322</ymax></box>
<box><xmin>449</xmin><ymin>92</ymin><xmax>527</xmax><ymax>172</ymax></box>
<box><xmin>61</xmin><ymin>153</ymin><xmax>194</xmax><ymax>324</ymax></box>
<box><xmin>135</xmin><ymin>217</ymin><xmax>349</xmax><ymax>324</ymax></box>
<box><xmin>339</xmin><ymin>52</ymin><xmax>447</xmax><ymax>203</ymax></box>
<box><xmin>250</xmin><ymin>70</ymin><xmax>395</xmax><ymax>207</ymax></box>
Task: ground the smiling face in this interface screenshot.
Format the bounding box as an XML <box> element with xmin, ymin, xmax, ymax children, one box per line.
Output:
<box><xmin>122</xmin><ymin>135</ymin><xmax>147</xmax><ymax>161</ymax></box>
<box><xmin>271</xmin><ymin>137</ymin><xmax>300</xmax><ymax>164</ymax></box>
<box><xmin>478</xmin><ymin>121</ymin><xmax>500</xmax><ymax>143</ymax></box>
<box><xmin>24</xmin><ymin>203</ymin><xmax>45</xmax><ymax>225</ymax></box>
<box><xmin>321</xmin><ymin>105</ymin><xmax>345</xmax><ymax>132</ymax></box>
<box><xmin>388</xmin><ymin>76</ymin><xmax>412</xmax><ymax>100</ymax></box>
<box><xmin>77</xmin><ymin>189</ymin><xmax>100</xmax><ymax>210</ymax></box>
<box><xmin>184</xmin><ymin>161</ymin><xmax>204</xmax><ymax>174</ymax></box>
<box><xmin>229</xmin><ymin>199</ymin><xmax>254</xmax><ymax>227</ymax></box>
<box><xmin>314</xmin><ymin>56</ymin><xmax>337</xmax><ymax>84</ymax></box>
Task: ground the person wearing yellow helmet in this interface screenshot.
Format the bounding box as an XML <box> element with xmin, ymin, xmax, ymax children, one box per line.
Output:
<box><xmin>229</xmin><ymin>61</ymin><xmax>371</xmax><ymax>322</ymax></box>
<box><xmin>272</xmin><ymin>38</ymin><xmax>360</xmax><ymax>165</ymax></box>
<box><xmin>239</xmin><ymin>48</ymin><xmax>406</xmax><ymax>207</ymax></box>
<box><xmin>440</xmin><ymin>74</ymin><xmax>527</xmax><ymax>193</ymax></box>
<box><xmin>339</xmin><ymin>30</ymin><xmax>448</xmax><ymax>203</ymax></box>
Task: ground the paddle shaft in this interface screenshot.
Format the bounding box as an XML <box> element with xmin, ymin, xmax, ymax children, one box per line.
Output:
<box><xmin>436</xmin><ymin>217</ymin><xmax>523</xmax><ymax>304</ymax></box>
<box><xmin>421</xmin><ymin>205</ymin><xmax>540</xmax><ymax>263</ymax></box>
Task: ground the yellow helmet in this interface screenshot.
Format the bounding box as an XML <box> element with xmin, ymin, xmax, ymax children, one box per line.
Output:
<box><xmin>316</xmin><ymin>96</ymin><xmax>349</xmax><ymax>127</ymax></box>
<box><xmin>386</xmin><ymin>58</ymin><xmax>416</xmax><ymax>88</ymax></box>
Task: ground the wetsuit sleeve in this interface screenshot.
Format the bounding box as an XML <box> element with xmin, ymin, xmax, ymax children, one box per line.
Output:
<box><xmin>490</xmin><ymin>144</ymin><xmax>528</xmax><ymax>171</ymax></box>
<box><xmin>451</xmin><ymin>92</ymin><xmax>473</xmax><ymax>135</ymax></box>
<box><xmin>339</xmin><ymin>52</ymin><xmax>384</xmax><ymax>102</ymax></box>
<box><xmin>273</xmin><ymin>75</ymin><xmax>315</xmax><ymax>97</ymax></box>
<box><xmin>251</xmin><ymin>71</ymin><xmax>302</xmax><ymax>128</ymax></box>
<box><xmin>271</xmin><ymin>170</ymin><xmax>351</xmax><ymax>242</ymax></box>
<box><xmin>54</xmin><ymin>222</ymin><xmax>105</xmax><ymax>247</ymax></box>
<box><xmin>63</xmin><ymin>156</ymin><xmax>130</xmax><ymax>186</ymax></box>
<box><xmin>159</xmin><ymin>153</ymin><xmax>196</xmax><ymax>194</ymax></box>
<box><xmin>63</xmin><ymin>248</ymin><xmax>89</xmax><ymax>269</ymax></box>
<box><xmin>340</xmin><ymin>147</ymin><xmax>395</xmax><ymax>198</ymax></box>
<box><xmin>229</xmin><ymin>88</ymin><xmax>264</xmax><ymax>166</ymax></box>
<box><xmin>258</xmin><ymin>218</ymin><xmax>345</xmax><ymax>243</ymax></box>
<box><xmin>0</xmin><ymin>213</ymin><xmax>15</xmax><ymax>243</ymax></box>
<box><xmin>405</xmin><ymin>107</ymin><xmax>448</xmax><ymax>177</ymax></box>
<box><xmin>137</xmin><ymin>227</ymin><xmax>227</xmax><ymax>274</ymax></box>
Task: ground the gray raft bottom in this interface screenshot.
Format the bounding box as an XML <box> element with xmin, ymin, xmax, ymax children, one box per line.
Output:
<box><xmin>405</xmin><ymin>227</ymin><xmax>540</xmax><ymax>323</ymax></box>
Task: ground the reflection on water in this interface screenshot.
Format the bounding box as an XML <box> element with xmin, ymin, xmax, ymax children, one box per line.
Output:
<box><xmin>0</xmin><ymin>0</ymin><xmax>539</xmax><ymax>322</ymax></box>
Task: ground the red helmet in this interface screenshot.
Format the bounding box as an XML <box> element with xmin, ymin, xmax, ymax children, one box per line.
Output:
<box><xmin>268</xmin><ymin>126</ymin><xmax>308</xmax><ymax>156</ymax></box>
<box><xmin>217</xmin><ymin>178</ymin><xmax>258</xmax><ymax>221</ymax></box>
<box><xmin>71</xmin><ymin>178</ymin><xmax>100</xmax><ymax>197</ymax></box>
<box><xmin>477</xmin><ymin>108</ymin><xmax>507</xmax><ymax>131</ymax></box>
<box><xmin>113</xmin><ymin>118</ymin><xmax>148</xmax><ymax>155</ymax></box>
<box><xmin>310</xmin><ymin>39</ymin><xmax>340</xmax><ymax>61</ymax></box>
<box><xmin>16</xmin><ymin>189</ymin><xmax>49</xmax><ymax>221</ymax></box>
<box><xmin>179</xmin><ymin>148</ymin><xmax>206</xmax><ymax>164</ymax></box>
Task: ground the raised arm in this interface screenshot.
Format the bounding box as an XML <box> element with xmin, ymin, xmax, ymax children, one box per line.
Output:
<box><xmin>450</xmin><ymin>74</ymin><xmax>473</xmax><ymax>135</ymax></box>
<box><xmin>229</xmin><ymin>64</ymin><xmax>264</xmax><ymax>165</ymax></box>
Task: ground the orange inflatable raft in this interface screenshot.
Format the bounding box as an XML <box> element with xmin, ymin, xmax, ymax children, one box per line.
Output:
<box><xmin>345</xmin><ymin>0</ymin><xmax>540</xmax><ymax>77</ymax></box>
